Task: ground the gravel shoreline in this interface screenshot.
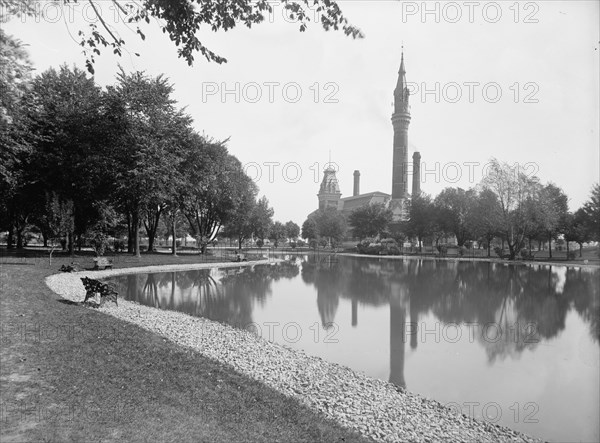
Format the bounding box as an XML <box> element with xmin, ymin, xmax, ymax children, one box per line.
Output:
<box><xmin>45</xmin><ymin>261</ymin><xmax>540</xmax><ymax>443</ymax></box>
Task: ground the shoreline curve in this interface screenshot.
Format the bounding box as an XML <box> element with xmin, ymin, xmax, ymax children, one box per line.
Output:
<box><xmin>45</xmin><ymin>260</ymin><xmax>541</xmax><ymax>443</ymax></box>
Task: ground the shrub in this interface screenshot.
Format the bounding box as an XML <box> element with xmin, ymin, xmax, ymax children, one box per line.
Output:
<box><xmin>520</xmin><ymin>248</ymin><xmax>534</xmax><ymax>260</ymax></box>
<box><xmin>113</xmin><ymin>239</ymin><xmax>125</xmax><ymax>252</ymax></box>
<box><xmin>387</xmin><ymin>245</ymin><xmax>401</xmax><ymax>255</ymax></box>
<box><xmin>290</xmin><ymin>242</ymin><xmax>297</xmax><ymax>249</ymax></box>
<box><xmin>296</xmin><ymin>239</ymin><xmax>306</xmax><ymax>247</ymax></box>
<box><xmin>89</xmin><ymin>232</ymin><xmax>109</xmax><ymax>256</ymax></box>
<box><xmin>380</xmin><ymin>238</ymin><xmax>398</xmax><ymax>246</ymax></box>
<box><xmin>437</xmin><ymin>245</ymin><xmax>448</xmax><ymax>256</ymax></box>
<box><xmin>567</xmin><ymin>250</ymin><xmax>577</xmax><ymax>260</ymax></box>
<box><xmin>256</xmin><ymin>239</ymin><xmax>264</xmax><ymax>248</ymax></box>
<box><xmin>494</xmin><ymin>246</ymin><xmax>504</xmax><ymax>258</ymax></box>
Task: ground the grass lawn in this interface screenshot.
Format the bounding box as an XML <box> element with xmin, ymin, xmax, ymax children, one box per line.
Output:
<box><xmin>1</xmin><ymin>249</ymin><xmax>371</xmax><ymax>443</ymax></box>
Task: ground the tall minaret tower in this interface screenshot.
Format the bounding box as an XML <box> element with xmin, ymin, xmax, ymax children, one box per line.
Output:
<box><xmin>390</xmin><ymin>50</ymin><xmax>411</xmax><ymax>221</ymax></box>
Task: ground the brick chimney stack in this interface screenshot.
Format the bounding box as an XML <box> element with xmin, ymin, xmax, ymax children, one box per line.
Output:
<box><xmin>353</xmin><ymin>170</ymin><xmax>360</xmax><ymax>196</ymax></box>
<box><xmin>412</xmin><ymin>151</ymin><xmax>421</xmax><ymax>197</ymax></box>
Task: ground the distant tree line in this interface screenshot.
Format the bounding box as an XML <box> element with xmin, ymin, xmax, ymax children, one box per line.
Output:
<box><xmin>0</xmin><ymin>59</ymin><xmax>300</xmax><ymax>256</ymax></box>
<box><xmin>301</xmin><ymin>159</ymin><xmax>599</xmax><ymax>260</ymax></box>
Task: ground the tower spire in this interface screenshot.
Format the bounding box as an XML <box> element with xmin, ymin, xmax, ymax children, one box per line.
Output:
<box><xmin>395</xmin><ymin>48</ymin><xmax>409</xmax><ymax>112</ymax></box>
<box><xmin>390</xmin><ymin>48</ymin><xmax>412</xmax><ymax>221</ymax></box>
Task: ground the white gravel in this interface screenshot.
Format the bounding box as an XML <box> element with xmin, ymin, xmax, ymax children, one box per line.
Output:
<box><xmin>45</xmin><ymin>261</ymin><xmax>540</xmax><ymax>443</ymax></box>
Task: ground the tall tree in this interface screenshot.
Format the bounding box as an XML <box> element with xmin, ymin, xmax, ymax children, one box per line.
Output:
<box><xmin>434</xmin><ymin>187</ymin><xmax>476</xmax><ymax>247</ymax></box>
<box><xmin>482</xmin><ymin>159</ymin><xmax>540</xmax><ymax>260</ymax></box>
<box><xmin>181</xmin><ymin>138</ymin><xmax>255</xmax><ymax>253</ymax></box>
<box><xmin>220</xmin><ymin>179</ymin><xmax>259</xmax><ymax>250</ymax></box>
<box><xmin>284</xmin><ymin>221</ymin><xmax>300</xmax><ymax>241</ymax></box>
<box><xmin>534</xmin><ymin>183</ymin><xmax>569</xmax><ymax>259</ymax></box>
<box><xmin>467</xmin><ymin>188</ymin><xmax>502</xmax><ymax>257</ymax></box>
<box><xmin>313</xmin><ymin>209</ymin><xmax>346</xmax><ymax>247</ymax></box>
<box><xmin>110</xmin><ymin>69</ymin><xmax>189</xmax><ymax>256</ymax></box>
<box><xmin>563</xmin><ymin>209</ymin><xmax>591</xmax><ymax>258</ymax></box>
<box><xmin>405</xmin><ymin>194</ymin><xmax>436</xmax><ymax>252</ymax></box>
<box><xmin>582</xmin><ymin>183</ymin><xmax>600</xmax><ymax>242</ymax></box>
<box><xmin>269</xmin><ymin>221</ymin><xmax>287</xmax><ymax>248</ymax></box>
<box><xmin>348</xmin><ymin>203</ymin><xmax>393</xmax><ymax>240</ymax></box>
<box><xmin>25</xmin><ymin>65</ymin><xmax>111</xmax><ymax>253</ymax></box>
<box><xmin>301</xmin><ymin>216</ymin><xmax>317</xmax><ymax>241</ymax></box>
<box><xmin>250</xmin><ymin>196</ymin><xmax>274</xmax><ymax>243</ymax></box>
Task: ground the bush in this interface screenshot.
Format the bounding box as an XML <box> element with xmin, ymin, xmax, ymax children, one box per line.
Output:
<box><xmin>89</xmin><ymin>232</ymin><xmax>109</xmax><ymax>256</ymax></box>
<box><xmin>567</xmin><ymin>250</ymin><xmax>577</xmax><ymax>260</ymax></box>
<box><xmin>113</xmin><ymin>239</ymin><xmax>125</xmax><ymax>252</ymax></box>
<box><xmin>309</xmin><ymin>239</ymin><xmax>318</xmax><ymax>249</ymax></box>
<box><xmin>494</xmin><ymin>246</ymin><xmax>504</xmax><ymax>258</ymax></box>
<box><xmin>289</xmin><ymin>241</ymin><xmax>297</xmax><ymax>249</ymax></box>
<box><xmin>256</xmin><ymin>239</ymin><xmax>264</xmax><ymax>248</ymax></box>
<box><xmin>437</xmin><ymin>244</ymin><xmax>448</xmax><ymax>256</ymax></box>
<box><xmin>386</xmin><ymin>245</ymin><xmax>401</xmax><ymax>255</ymax></box>
<box><xmin>520</xmin><ymin>248</ymin><xmax>534</xmax><ymax>260</ymax></box>
<box><xmin>296</xmin><ymin>239</ymin><xmax>306</xmax><ymax>247</ymax></box>
<box><xmin>380</xmin><ymin>238</ymin><xmax>398</xmax><ymax>246</ymax></box>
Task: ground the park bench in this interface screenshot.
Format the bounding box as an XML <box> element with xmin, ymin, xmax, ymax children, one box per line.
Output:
<box><xmin>93</xmin><ymin>257</ymin><xmax>113</xmax><ymax>270</ymax></box>
<box><xmin>59</xmin><ymin>262</ymin><xmax>81</xmax><ymax>272</ymax></box>
<box><xmin>234</xmin><ymin>253</ymin><xmax>247</xmax><ymax>262</ymax></box>
<box><xmin>80</xmin><ymin>277</ymin><xmax>118</xmax><ymax>307</ymax></box>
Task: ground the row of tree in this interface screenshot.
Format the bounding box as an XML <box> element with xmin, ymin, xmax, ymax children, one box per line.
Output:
<box><xmin>301</xmin><ymin>160</ymin><xmax>599</xmax><ymax>260</ymax></box>
<box><xmin>0</xmin><ymin>60</ymin><xmax>291</xmax><ymax>256</ymax></box>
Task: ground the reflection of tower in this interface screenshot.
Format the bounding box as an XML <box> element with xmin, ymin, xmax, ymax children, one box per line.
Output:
<box><xmin>389</xmin><ymin>284</ymin><xmax>407</xmax><ymax>389</ymax></box>
<box><xmin>390</xmin><ymin>50</ymin><xmax>411</xmax><ymax>221</ymax></box>
<box><xmin>317</xmin><ymin>165</ymin><xmax>342</xmax><ymax>210</ymax></box>
<box><xmin>315</xmin><ymin>261</ymin><xmax>340</xmax><ymax>328</ymax></box>
<box><xmin>316</xmin><ymin>287</ymin><xmax>339</xmax><ymax>328</ymax></box>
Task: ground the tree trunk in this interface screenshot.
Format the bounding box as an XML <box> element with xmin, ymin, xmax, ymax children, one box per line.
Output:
<box><xmin>238</xmin><ymin>236</ymin><xmax>243</xmax><ymax>250</ymax></box>
<box><xmin>548</xmin><ymin>233</ymin><xmax>553</xmax><ymax>259</ymax></box>
<box><xmin>144</xmin><ymin>209</ymin><xmax>162</xmax><ymax>253</ymax></box>
<box><xmin>16</xmin><ymin>229</ymin><xmax>23</xmax><ymax>249</ymax></box>
<box><xmin>67</xmin><ymin>231</ymin><xmax>75</xmax><ymax>257</ymax></box>
<box><xmin>68</xmin><ymin>231</ymin><xmax>74</xmax><ymax>256</ymax></box>
<box><xmin>7</xmin><ymin>225</ymin><xmax>14</xmax><ymax>249</ymax></box>
<box><xmin>538</xmin><ymin>239</ymin><xmax>542</xmax><ymax>251</ymax></box>
<box><xmin>132</xmin><ymin>210</ymin><xmax>141</xmax><ymax>257</ymax></box>
<box><xmin>127</xmin><ymin>213</ymin><xmax>133</xmax><ymax>253</ymax></box>
<box><xmin>507</xmin><ymin>240</ymin><xmax>516</xmax><ymax>260</ymax></box>
<box><xmin>147</xmin><ymin>231</ymin><xmax>155</xmax><ymax>252</ymax></box>
<box><xmin>566</xmin><ymin>240</ymin><xmax>570</xmax><ymax>260</ymax></box>
<box><xmin>487</xmin><ymin>235</ymin><xmax>491</xmax><ymax>257</ymax></box>
<box><xmin>171</xmin><ymin>216</ymin><xmax>177</xmax><ymax>256</ymax></box>
<box><xmin>42</xmin><ymin>231</ymin><xmax>48</xmax><ymax>248</ymax></box>
<box><xmin>579</xmin><ymin>243</ymin><xmax>583</xmax><ymax>257</ymax></box>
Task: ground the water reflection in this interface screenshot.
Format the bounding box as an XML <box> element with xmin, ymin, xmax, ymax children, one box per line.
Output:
<box><xmin>105</xmin><ymin>256</ymin><xmax>599</xmax><ymax>442</ymax></box>
<box><xmin>110</xmin><ymin>258</ymin><xmax>599</xmax><ymax>359</ymax></box>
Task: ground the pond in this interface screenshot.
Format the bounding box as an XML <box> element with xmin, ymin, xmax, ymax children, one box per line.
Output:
<box><xmin>104</xmin><ymin>255</ymin><xmax>599</xmax><ymax>442</ymax></box>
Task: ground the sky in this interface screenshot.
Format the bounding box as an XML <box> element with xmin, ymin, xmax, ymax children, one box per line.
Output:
<box><xmin>3</xmin><ymin>0</ymin><xmax>599</xmax><ymax>224</ymax></box>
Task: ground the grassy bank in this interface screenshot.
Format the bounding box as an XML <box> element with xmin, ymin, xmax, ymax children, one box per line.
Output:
<box><xmin>1</xmin><ymin>250</ymin><xmax>371</xmax><ymax>442</ymax></box>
